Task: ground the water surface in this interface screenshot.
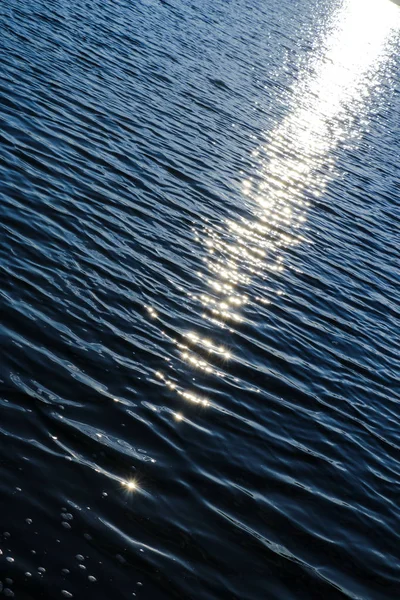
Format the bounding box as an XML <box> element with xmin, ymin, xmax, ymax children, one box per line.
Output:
<box><xmin>1</xmin><ymin>0</ymin><xmax>400</xmax><ymax>598</ymax></box>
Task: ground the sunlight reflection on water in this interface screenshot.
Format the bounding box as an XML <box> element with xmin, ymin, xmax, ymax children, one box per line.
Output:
<box><xmin>150</xmin><ymin>0</ymin><xmax>400</xmax><ymax>423</ymax></box>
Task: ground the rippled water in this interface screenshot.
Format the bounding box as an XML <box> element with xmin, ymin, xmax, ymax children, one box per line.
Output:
<box><xmin>1</xmin><ymin>0</ymin><xmax>400</xmax><ymax>597</ymax></box>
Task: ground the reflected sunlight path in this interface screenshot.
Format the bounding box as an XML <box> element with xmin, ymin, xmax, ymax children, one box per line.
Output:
<box><xmin>150</xmin><ymin>0</ymin><xmax>400</xmax><ymax>423</ymax></box>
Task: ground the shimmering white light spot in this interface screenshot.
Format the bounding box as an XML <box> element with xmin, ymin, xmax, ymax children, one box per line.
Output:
<box><xmin>123</xmin><ymin>480</ymin><xmax>137</xmax><ymax>492</ymax></box>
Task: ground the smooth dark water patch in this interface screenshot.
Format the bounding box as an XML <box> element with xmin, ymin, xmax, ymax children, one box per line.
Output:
<box><xmin>1</xmin><ymin>0</ymin><xmax>400</xmax><ymax>598</ymax></box>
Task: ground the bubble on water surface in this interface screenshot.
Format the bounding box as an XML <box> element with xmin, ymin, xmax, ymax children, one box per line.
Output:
<box><xmin>116</xmin><ymin>554</ymin><xmax>126</xmax><ymax>564</ymax></box>
<box><xmin>61</xmin><ymin>513</ymin><xmax>73</xmax><ymax>521</ymax></box>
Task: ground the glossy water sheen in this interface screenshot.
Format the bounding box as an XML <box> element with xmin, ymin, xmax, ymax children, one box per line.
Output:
<box><xmin>1</xmin><ymin>0</ymin><xmax>399</xmax><ymax>597</ymax></box>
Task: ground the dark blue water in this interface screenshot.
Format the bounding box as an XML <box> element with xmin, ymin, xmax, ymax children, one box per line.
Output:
<box><xmin>1</xmin><ymin>0</ymin><xmax>400</xmax><ymax>598</ymax></box>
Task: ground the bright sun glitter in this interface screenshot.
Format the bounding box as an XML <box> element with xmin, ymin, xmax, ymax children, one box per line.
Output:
<box><xmin>123</xmin><ymin>480</ymin><xmax>137</xmax><ymax>491</ymax></box>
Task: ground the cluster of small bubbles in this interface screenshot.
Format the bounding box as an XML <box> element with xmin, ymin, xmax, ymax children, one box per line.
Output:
<box><xmin>61</xmin><ymin>513</ymin><xmax>73</xmax><ymax>521</ymax></box>
<box><xmin>25</xmin><ymin>518</ymin><xmax>33</xmax><ymax>525</ymax></box>
<box><xmin>0</xmin><ymin>580</ymin><xmax>14</xmax><ymax>597</ymax></box>
<box><xmin>60</xmin><ymin>510</ymin><xmax>73</xmax><ymax>530</ymax></box>
<box><xmin>38</xmin><ymin>567</ymin><xmax>46</xmax><ymax>574</ymax></box>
